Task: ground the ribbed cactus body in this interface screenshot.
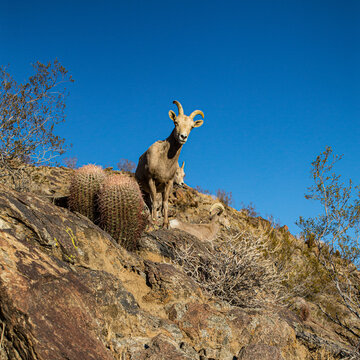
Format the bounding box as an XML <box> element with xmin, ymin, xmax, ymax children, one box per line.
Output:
<box><xmin>98</xmin><ymin>174</ymin><xmax>147</xmax><ymax>251</ymax></box>
<box><xmin>69</xmin><ymin>164</ymin><xmax>106</xmax><ymax>222</ymax></box>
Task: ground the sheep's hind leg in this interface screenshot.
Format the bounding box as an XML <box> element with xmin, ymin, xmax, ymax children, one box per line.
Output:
<box><xmin>148</xmin><ymin>178</ymin><xmax>158</xmax><ymax>225</ymax></box>
<box><xmin>162</xmin><ymin>180</ymin><xmax>173</xmax><ymax>229</ymax></box>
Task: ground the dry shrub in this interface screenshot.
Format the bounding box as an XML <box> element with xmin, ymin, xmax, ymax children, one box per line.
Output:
<box><xmin>0</xmin><ymin>160</ymin><xmax>33</xmax><ymax>191</ymax></box>
<box><xmin>261</xmin><ymin>227</ymin><xmax>334</xmax><ymax>301</ymax></box>
<box><xmin>117</xmin><ymin>158</ymin><xmax>136</xmax><ymax>172</ymax></box>
<box><xmin>194</xmin><ymin>185</ymin><xmax>211</xmax><ymax>195</ymax></box>
<box><xmin>0</xmin><ymin>61</ymin><xmax>73</xmax><ymax>191</ymax></box>
<box><xmin>63</xmin><ymin>156</ymin><xmax>78</xmax><ymax>169</ymax></box>
<box><xmin>173</xmin><ymin>231</ymin><xmax>286</xmax><ymax>308</ymax></box>
<box><xmin>216</xmin><ymin>189</ymin><xmax>233</xmax><ymax>206</ymax></box>
<box><xmin>240</xmin><ymin>201</ymin><xmax>258</xmax><ymax>217</ymax></box>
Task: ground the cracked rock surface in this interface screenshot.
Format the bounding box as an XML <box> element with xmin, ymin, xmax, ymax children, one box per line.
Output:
<box><xmin>0</xmin><ymin>167</ymin><xmax>356</xmax><ymax>359</ymax></box>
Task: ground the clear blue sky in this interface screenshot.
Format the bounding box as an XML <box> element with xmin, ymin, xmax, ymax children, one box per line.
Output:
<box><xmin>2</xmin><ymin>0</ymin><xmax>359</xmax><ymax>233</ymax></box>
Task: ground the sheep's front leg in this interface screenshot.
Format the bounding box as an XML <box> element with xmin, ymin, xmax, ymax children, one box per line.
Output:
<box><xmin>162</xmin><ymin>180</ymin><xmax>173</xmax><ymax>229</ymax></box>
<box><xmin>148</xmin><ymin>178</ymin><xmax>158</xmax><ymax>224</ymax></box>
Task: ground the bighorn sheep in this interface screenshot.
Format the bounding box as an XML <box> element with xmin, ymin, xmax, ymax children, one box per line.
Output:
<box><xmin>135</xmin><ymin>101</ymin><xmax>204</xmax><ymax>228</ymax></box>
<box><xmin>174</xmin><ymin>161</ymin><xmax>185</xmax><ymax>186</ymax></box>
<box><xmin>149</xmin><ymin>161</ymin><xmax>185</xmax><ymax>214</ymax></box>
<box><xmin>169</xmin><ymin>203</ymin><xmax>225</xmax><ymax>241</ymax></box>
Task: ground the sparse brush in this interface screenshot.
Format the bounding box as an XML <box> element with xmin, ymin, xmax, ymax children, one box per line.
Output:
<box><xmin>310</xmin><ymin>347</ymin><xmax>337</xmax><ymax>360</ymax></box>
<box><xmin>98</xmin><ymin>174</ymin><xmax>147</xmax><ymax>251</ymax></box>
<box><xmin>69</xmin><ymin>164</ymin><xmax>106</xmax><ymax>222</ymax></box>
<box><xmin>173</xmin><ymin>231</ymin><xmax>286</xmax><ymax>307</ymax></box>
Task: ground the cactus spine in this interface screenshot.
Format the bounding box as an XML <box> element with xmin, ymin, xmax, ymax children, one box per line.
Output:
<box><xmin>98</xmin><ymin>174</ymin><xmax>147</xmax><ymax>251</ymax></box>
<box><xmin>69</xmin><ymin>164</ymin><xmax>106</xmax><ymax>222</ymax></box>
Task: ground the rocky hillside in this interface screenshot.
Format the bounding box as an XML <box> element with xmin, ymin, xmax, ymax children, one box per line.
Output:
<box><xmin>0</xmin><ymin>166</ymin><xmax>358</xmax><ymax>359</ymax></box>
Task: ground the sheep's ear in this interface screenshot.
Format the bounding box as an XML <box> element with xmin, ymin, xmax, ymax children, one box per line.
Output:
<box><xmin>181</xmin><ymin>161</ymin><xmax>185</xmax><ymax>169</ymax></box>
<box><xmin>193</xmin><ymin>120</ymin><xmax>203</xmax><ymax>128</ymax></box>
<box><xmin>169</xmin><ymin>110</ymin><xmax>176</xmax><ymax>121</ymax></box>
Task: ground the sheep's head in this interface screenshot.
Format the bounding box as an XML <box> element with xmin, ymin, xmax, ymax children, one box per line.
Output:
<box><xmin>169</xmin><ymin>100</ymin><xmax>204</xmax><ymax>145</ymax></box>
<box><xmin>210</xmin><ymin>203</ymin><xmax>225</xmax><ymax>219</ymax></box>
<box><xmin>174</xmin><ymin>161</ymin><xmax>185</xmax><ymax>186</ymax></box>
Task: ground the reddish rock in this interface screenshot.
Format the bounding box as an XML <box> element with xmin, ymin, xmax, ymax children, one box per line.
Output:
<box><xmin>0</xmin><ymin>231</ymin><xmax>115</xmax><ymax>359</ymax></box>
<box><xmin>144</xmin><ymin>261</ymin><xmax>201</xmax><ymax>303</ymax></box>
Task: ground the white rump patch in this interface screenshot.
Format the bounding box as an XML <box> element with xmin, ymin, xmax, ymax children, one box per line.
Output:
<box><xmin>169</xmin><ymin>219</ymin><xmax>180</xmax><ymax>228</ymax></box>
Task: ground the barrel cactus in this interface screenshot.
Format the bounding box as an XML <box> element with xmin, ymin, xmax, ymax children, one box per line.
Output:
<box><xmin>98</xmin><ymin>174</ymin><xmax>147</xmax><ymax>251</ymax></box>
<box><xmin>69</xmin><ymin>164</ymin><xmax>106</xmax><ymax>222</ymax></box>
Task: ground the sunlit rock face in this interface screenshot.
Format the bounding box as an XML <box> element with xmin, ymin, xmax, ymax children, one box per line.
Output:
<box><xmin>0</xmin><ymin>166</ymin><xmax>356</xmax><ymax>359</ymax></box>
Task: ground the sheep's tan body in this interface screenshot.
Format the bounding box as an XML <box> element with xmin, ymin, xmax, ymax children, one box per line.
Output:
<box><xmin>136</xmin><ymin>101</ymin><xmax>204</xmax><ymax>228</ymax></box>
<box><xmin>169</xmin><ymin>203</ymin><xmax>225</xmax><ymax>241</ymax></box>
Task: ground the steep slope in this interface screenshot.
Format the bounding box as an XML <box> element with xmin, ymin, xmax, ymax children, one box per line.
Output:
<box><xmin>0</xmin><ymin>166</ymin><xmax>357</xmax><ymax>359</ymax></box>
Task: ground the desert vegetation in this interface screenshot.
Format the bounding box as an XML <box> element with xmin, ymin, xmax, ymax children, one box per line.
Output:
<box><xmin>68</xmin><ymin>164</ymin><xmax>106</xmax><ymax>222</ymax></box>
<box><xmin>296</xmin><ymin>147</ymin><xmax>360</xmax><ymax>344</ymax></box>
<box><xmin>173</xmin><ymin>230</ymin><xmax>286</xmax><ymax>308</ymax></box>
<box><xmin>117</xmin><ymin>158</ymin><xmax>136</xmax><ymax>172</ymax></box>
<box><xmin>63</xmin><ymin>156</ymin><xmax>78</xmax><ymax>169</ymax></box>
<box><xmin>69</xmin><ymin>165</ymin><xmax>147</xmax><ymax>251</ymax></box>
<box><xmin>0</xmin><ymin>60</ymin><xmax>73</xmax><ymax>191</ymax></box>
<box><xmin>216</xmin><ymin>188</ymin><xmax>233</xmax><ymax>206</ymax></box>
<box><xmin>98</xmin><ymin>173</ymin><xmax>147</xmax><ymax>251</ymax></box>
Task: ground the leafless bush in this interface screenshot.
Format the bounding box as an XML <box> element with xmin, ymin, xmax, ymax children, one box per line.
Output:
<box><xmin>194</xmin><ymin>185</ymin><xmax>211</xmax><ymax>195</ymax></box>
<box><xmin>173</xmin><ymin>231</ymin><xmax>286</xmax><ymax>308</ymax></box>
<box><xmin>267</xmin><ymin>213</ymin><xmax>282</xmax><ymax>229</ymax></box>
<box><xmin>63</xmin><ymin>156</ymin><xmax>78</xmax><ymax>169</ymax></box>
<box><xmin>216</xmin><ymin>188</ymin><xmax>233</xmax><ymax>206</ymax></box>
<box><xmin>240</xmin><ymin>201</ymin><xmax>258</xmax><ymax>217</ymax></box>
<box><xmin>117</xmin><ymin>158</ymin><xmax>136</xmax><ymax>172</ymax></box>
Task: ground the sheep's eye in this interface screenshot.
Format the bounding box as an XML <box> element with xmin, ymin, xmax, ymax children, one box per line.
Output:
<box><xmin>174</xmin><ymin>121</ymin><xmax>178</xmax><ymax>126</ymax></box>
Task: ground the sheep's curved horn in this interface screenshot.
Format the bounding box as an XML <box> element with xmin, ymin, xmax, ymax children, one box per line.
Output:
<box><xmin>173</xmin><ymin>100</ymin><xmax>184</xmax><ymax>115</ymax></box>
<box><xmin>181</xmin><ymin>161</ymin><xmax>185</xmax><ymax>169</ymax></box>
<box><xmin>189</xmin><ymin>110</ymin><xmax>204</xmax><ymax>120</ymax></box>
<box><xmin>210</xmin><ymin>202</ymin><xmax>225</xmax><ymax>215</ymax></box>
